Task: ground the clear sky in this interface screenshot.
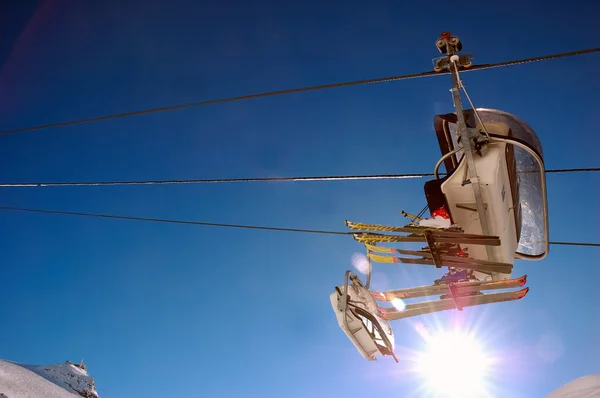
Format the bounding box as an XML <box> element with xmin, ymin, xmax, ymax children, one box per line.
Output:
<box><xmin>0</xmin><ymin>1</ymin><xmax>598</xmax><ymax>397</ymax></box>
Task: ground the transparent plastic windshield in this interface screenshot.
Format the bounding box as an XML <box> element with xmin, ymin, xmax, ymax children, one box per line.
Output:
<box><xmin>445</xmin><ymin>109</ymin><xmax>547</xmax><ymax>257</ymax></box>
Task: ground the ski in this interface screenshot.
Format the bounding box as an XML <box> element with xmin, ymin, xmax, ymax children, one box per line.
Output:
<box><xmin>345</xmin><ymin>220</ymin><xmax>462</xmax><ymax>234</ymax></box>
<box><xmin>363</xmin><ymin>243</ymin><xmax>399</xmax><ymax>254</ymax></box>
<box><xmin>366</xmin><ymin>253</ymin><xmax>513</xmax><ymax>274</ymax></box>
<box><xmin>378</xmin><ymin>288</ymin><xmax>529</xmax><ymax>321</ymax></box>
<box><xmin>347</xmin><ymin>221</ymin><xmax>500</xmax><ymax>242</ymax></box>
<box><xmin>392</xmin><ymin>248</ymin><xmax>507</xmax><ymax>266</ymax></box>
<box><xmin>352</xmin><ymin>232</ymin><xmax>501</xmax><ymax>246</ymax></box>
<box><xmin>396</xmin><ymin>257</ymin><xmax>513</xmax><ymax>274</ymax></box>
<box><xmin>366</xmin><ymin>247</ymin><xmax>513</xmax><ymax>268</ymax></box>
<box><xmin>371</xmin><ymin>275</ymin><xmax>527</xmax><ymax>301</ymax></box>
<box><xmin>364</xmin><ymin>244</ymin><xmax>491</xmax><ymax>264</ymax></box>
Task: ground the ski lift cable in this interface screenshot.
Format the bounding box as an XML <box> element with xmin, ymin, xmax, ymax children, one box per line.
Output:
<box><xmin>0</xmin><ymin>168</ymin><xmax>597</xmax><ymax>188</ymax></box>
<box><xmin>0</xmin><ymin>46</ymin><xmax>598</xmax><ymax>136</ymax></box>
<box><xmin>0</xmin><ymin>205</ymin><xmax>597</xmax><ymax>247</ymax></box>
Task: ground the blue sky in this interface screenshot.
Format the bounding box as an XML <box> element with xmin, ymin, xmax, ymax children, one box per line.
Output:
<box><xmin>0</xmin><ymin>1</ymin><xmax>598</xmax><ymax>397</ymax></box>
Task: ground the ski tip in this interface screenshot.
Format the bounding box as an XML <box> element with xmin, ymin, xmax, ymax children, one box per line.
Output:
<box><xmin>371</xmin><ymin>292</ymin><xmax>386</xmax><ymax>301</ymax></box>
<box><xmin>521</xmin><ymin>274</ymin><xmax>528</xmax><ymax>286</ymax></box>
<box><xmin>516</xmin><ymin>287</ymin><xmax>530</xmax><ymax>300</ymax></box>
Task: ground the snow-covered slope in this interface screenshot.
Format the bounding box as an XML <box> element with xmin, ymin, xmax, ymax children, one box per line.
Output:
<box><xmin>547</xmin><ymin>374</ymin><xmax>600</xmax><ymax>398</ymax></box>
<box><xmin>0</xmin><ymin>360</ymin><xmax>99</xmax><ymax>398</ymax></box>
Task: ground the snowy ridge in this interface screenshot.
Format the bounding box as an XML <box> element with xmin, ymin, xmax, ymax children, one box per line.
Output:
<box><xmin>0</xmin><ymin>360</ymin><xmax>99</xmax><ymax>398</ymax></box>
<box><xmin>546</xmin><ymin>374</ymin><xmax>600</xmax><ymax>398</ymax></box>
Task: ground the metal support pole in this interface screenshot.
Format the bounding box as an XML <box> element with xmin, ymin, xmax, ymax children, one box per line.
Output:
<box><xmin>440</xmin><ymin>34</ymin><xmax>496</xmax><ymax>263</ymax></box>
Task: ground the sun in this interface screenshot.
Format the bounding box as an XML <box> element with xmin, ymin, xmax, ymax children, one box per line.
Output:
<box><xmin>415</xmin><ymin>329</ymin><xmax>493</xmax><ymax>397</ymax></box>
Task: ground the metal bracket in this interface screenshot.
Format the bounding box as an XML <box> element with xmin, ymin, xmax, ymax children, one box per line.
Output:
<box><xmin>339</xmin><ymin>270</ymin><xmax>352</xmax><ymax>314</ymax></box>
<box><xmin>456</xmin><ymin>203</ymin><xmax>488</xmax><ymax>212</ymax></box>
<box><xmin>433</xmin><ymin>53</ymin><xmax>473</xmax><ymax>72</ymax></box>
<box><xmin>425</xmin><ymin>230</ymin><xmax>443</xmax><ymax>268</ymax></box>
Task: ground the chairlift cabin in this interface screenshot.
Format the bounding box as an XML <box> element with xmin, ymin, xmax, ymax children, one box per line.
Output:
<box><xmin>330</xmin><ymin>34</ymin><xmax>549</xmax><ymax>363</ymax></box>
<box><xmin>429</xmin><ymin>108</ymin><xmax>549</xmax><ymax>280</ymax></box>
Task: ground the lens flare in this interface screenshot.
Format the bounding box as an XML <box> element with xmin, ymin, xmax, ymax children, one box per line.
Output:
<box><xmin>391</xmin><ymin>298</ymin><xmax>406</xmax><ymax>311</ymax></box>
<box><xmin>351</xmin><ymin>253</ymin><xmax>369</xmax><ymax>275</ymax></box>
<box><xmin>416</xmin><ymin>329</ymin><xmax>492</xmax><ymax>397</ymax></box>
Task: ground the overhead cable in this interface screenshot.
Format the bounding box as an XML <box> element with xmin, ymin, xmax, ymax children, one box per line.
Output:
<box><xmin>0</xmin><ymin>206</ymin><xmax>349</xmax><ymax>235</ymax></box>
<box><xmin>0</xmin><ymin>206</ymin><xmax>597</xmax><ymax>247</ymax></box>
<box><xmin>1</xmin><ymin>167</ymin><xmax>597</xmax><ymax>188</ymax></box>
<box><xmin>0</xmin><ymin>46</ymin><xmax>598</xmax><ymax>136</ymax></box>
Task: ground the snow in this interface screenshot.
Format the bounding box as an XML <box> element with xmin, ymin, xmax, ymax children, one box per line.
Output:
<box><xmin>547</xmin><ymin>375</ymin><xmax>600</xmax><ymax>398</ymax></box>
<box><xmin>0</xmin><ymin>360</ymin><xmax>99</xmax><ymax>398</ymax></box>
<box><xmin>1</xmin><ymin>355</ymin><xmax>596</xmax><ymax>398</ymax></box>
